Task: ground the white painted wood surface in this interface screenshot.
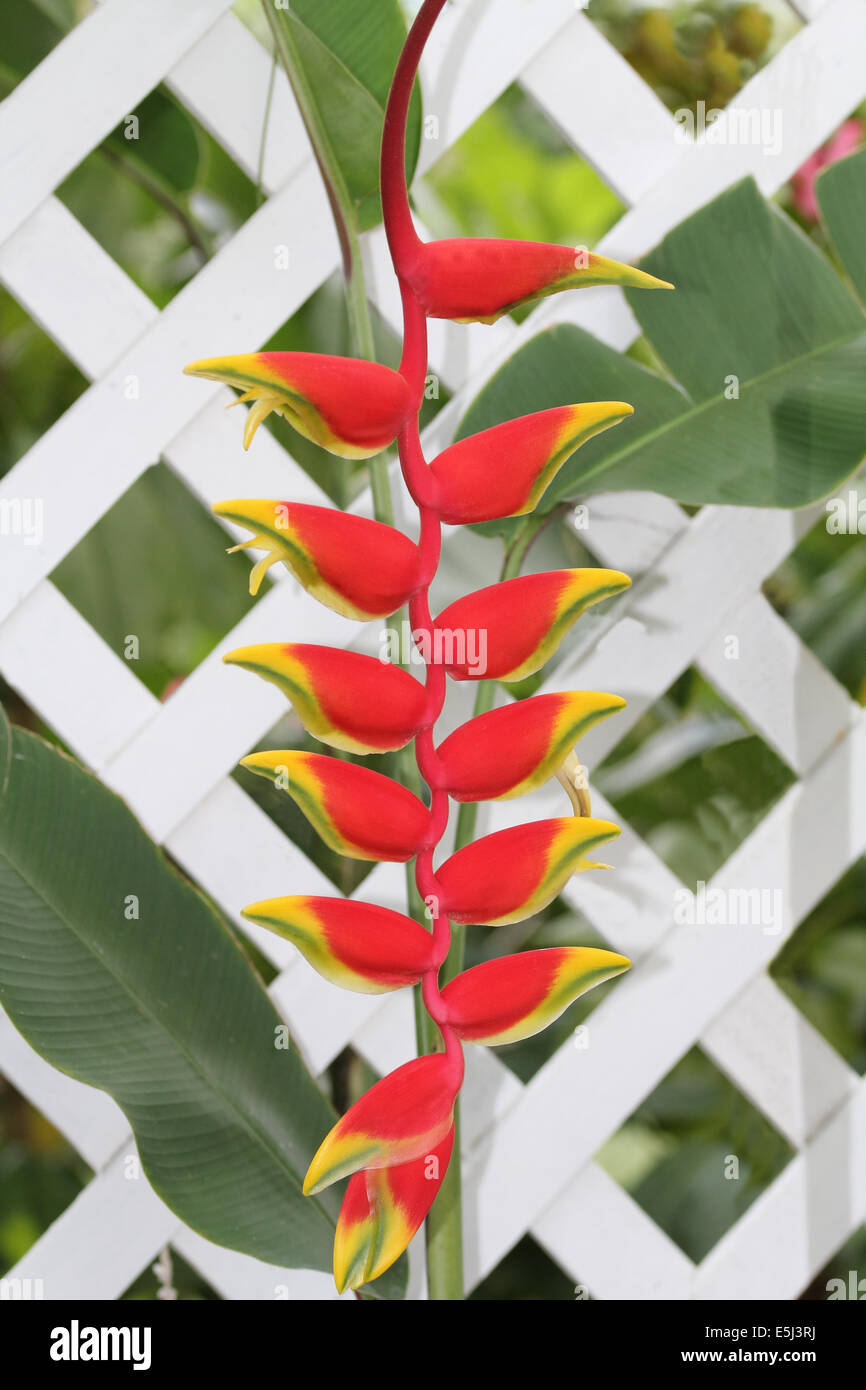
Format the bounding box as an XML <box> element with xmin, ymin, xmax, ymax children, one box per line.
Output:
<box><xmin>1</xmin><ymin>0</ymin><xmax>865</xmax><ymax>1300</ymax></box>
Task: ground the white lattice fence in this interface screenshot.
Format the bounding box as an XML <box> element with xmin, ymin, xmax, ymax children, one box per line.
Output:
<box><xmin>1</xmin><ymin>0</ymin><xmax>865</xmax><ymax>1301</ymax></box>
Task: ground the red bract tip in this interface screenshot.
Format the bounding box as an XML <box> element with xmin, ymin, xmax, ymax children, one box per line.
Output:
<box><xmin>334</xmin><ymin>1129</ymin><xmax>454</xmax><ymax>1291</ymax></box>
<box><xmin>304</xmin><ymin>1053</ymin><xmax>461</xmax><ymax>1193</ymax></box>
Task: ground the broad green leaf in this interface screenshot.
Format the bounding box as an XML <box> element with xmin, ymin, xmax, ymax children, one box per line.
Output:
<box><xmin>271</xmin><ymin>0</ymin><xmax>421</xmax><ymax>229</ymax></box>
<box><xmin>0</xmin><ymin>707</ymin><xmax>405</xmax><ymax>1298</ymax></box>
<box><xmin>0</xmin><ymin>0</ymin><xmax>63</xmax><ymax>96</ymax></box>
<box><xmin>817</xmin><ymin>148</ymin><xmax>866</xmax><ymax>305</ymax></box>
<box><xmin>459</xmin><ymin>177</ymin><xmax>866</xmax><ymax>513</ymax></box>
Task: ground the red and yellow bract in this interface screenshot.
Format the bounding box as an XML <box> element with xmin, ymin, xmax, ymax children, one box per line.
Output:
<box><xmin>437</xmin><ymin>691</ymin><xmax>626</xmax><ymax>802</ymax></box>
<box><xmin>241</xmin><ymin>896</ymin><xmax>437</xmax><ymax>993</ymax></box>
<box><xmin>429</xmin><ymin>403</ymin><xmax>633</xmax><ymax>523</ymax></box>
<box><xmin>440</xmin><ymin>948</ymin><xmax>631</xmax><ymax>1045</ymax></box>
<box><xmin>437</xmin><ymin>817</ymin><xmax>621</xmax><ymax>926</ymax></box>
<box><xmin>212</xmin><ymin>499</ymin><xmax>422</xmax><ymax>616</ymax></box>
<box><xmin>334</xmin><ymin>1130</ymin><xmax>454</xmax><ymax>1292</ymax></box>
<box><xmin>240</xmin><ymin>750</ymin><xmax>432</xmax><ymax>862</ymax></box>
<box><xmin>224</xmin><ymin>644</ymin><xmax>427</xmax><ymax>754</ymax></box>
<box><xmin>184</xmin><ymin>351</ymin><xmax>412</xmax><ymax>456</ymax></box>
<box><xmin>434</xmin><ymin>569</ymin><xmax>630</xmax><ymax>681</ymax></box>
<box><xmin>303</xmin><ymin>1052</ymin><xmax>461</xmax><ymax>1194</ymax></box>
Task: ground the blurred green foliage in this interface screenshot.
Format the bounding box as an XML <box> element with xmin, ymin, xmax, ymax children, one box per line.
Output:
<box><xmin>587</xmin><ymin>0</ymin><xmax>796</xmax><ymax>112</ymax></box>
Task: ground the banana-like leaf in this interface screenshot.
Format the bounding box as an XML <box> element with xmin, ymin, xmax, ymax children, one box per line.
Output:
<box><xmin>460</xmin><ymin>176</ymin><xmax>866</xmax><ymax>521</ymax></box>
<box><xmin>268</xmin><ymin>0</ymin><xmax>421</xmax><ymax>230</ymax></box>
<box><xmin>0</xmin><ymin>707</ymin><xmax>405</xmax><ymax>1298</ymax></box>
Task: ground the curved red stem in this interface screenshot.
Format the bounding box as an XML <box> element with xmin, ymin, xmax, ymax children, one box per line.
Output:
<box><xmin>383</xmin><ymin>0</ymin><xmax>463</xmax><ymax>1093</ymax></box>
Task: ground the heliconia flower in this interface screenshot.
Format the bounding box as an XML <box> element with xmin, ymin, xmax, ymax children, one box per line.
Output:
<box><xmin>303</xmin><ymin>1053</ymin><xmax>459</xmax><ymax>1194</ymax></box>
<box><xmin>212</xmin><ymin>499</ymin><xmax>422</xmax><ymax>615</ymax></box>
<box><xmin>429</xmin><ymin>404</ymin><xmax>633</xmax><ymax>524</ymax></box>
<box><xmin>437</xmin><ymin>816</ymin><xmax>620</xmax><ymax>926</ymax></box>
<box><xmin>184</xmin><ymin>351</ymin><xmax>412</xmax><ymax>457</ymax></box>
<box><xmin>403</xmin><ymin>238</ymin><xmax>673</xmax><ymax>324</ymax></box>
<box><xmin>434</xmin><ymin>569</ymin><xmax>630</xmax><ymax>682</ymax></box>
<box><xmin>223</xmin><ymin>643</ymin><xmax>427</xmax><ymax>754</ymax></box>
<box><xmin>437</xmin><ymin>690</ymin><xmax>625</xmax><ymax>802</ymax></box>
<box><xmin>240</xmin><ymin>750</ymin><xmax>431</xmax><ymax>861</ymax></box>
<box><xmin>440</xmin><ymin>948</ymin><xmax>630</xmax><ymax>1046</ymax></box>
<box><xmin>240</xmin><ymin>895</ymin><xmax>436</xmax><ymax>993</ymax></box>
<box><xmin>334</xmin><ymin>1129</ymin><xmax>454</xmax><ymax>1292</ymax></box>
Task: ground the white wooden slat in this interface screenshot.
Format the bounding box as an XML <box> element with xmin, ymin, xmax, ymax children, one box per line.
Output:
<box><xmin>701</xmin><ymin>975</ymin><xmax>858</xmax><ymax>1149</ymax></box>
<box><xmin>0</xmin><ymin>0</ymin><xmax>235</xmax><ymax>246</ymax></box>
<box><xmin>520</xmin><ymin>14</ymin><xmax>680</xmax><ymax>206</ymax></box>
<box><xmin>698</xmin><ymin>591</ymin><xmax>859</xmax><ymax>777</ymax></box>
<box><xmin>0</xmin><ymin>198</ymin><xmax>157</xmax><ymax>376</ymax></box>
<box><xmin>415</xmin><ymin>0</ymin><xmax>580</xmax><ymax>177</ymax></box>
<box><xmin>100</xmin><ymin>578</ymin><xmax>376</xmax><ymax>842</ymax></box>
<box><xmin>695</xmin><ymin>1079</ymin><xmax>866</xmax><ymax>1299</ymax></box>
<box><xmin>533</xmin><ymin>1162</ymin><xmax>696</xmax><ymax>1300</ymax></box>
<box><xmin>0</xmin><ymin>162</ymin><xmax>338</xmax><ymax>625</ymax></box>
<box><xmin>581</xmin><ymin>491</ymin><xmax>860</xmax><ymax>778</ymax></box>
<box><xmin>165</xmin><ymin>14</ymin><xmax>309</xmax><ymax>192</ymax></box>
<box><xmin>474</xmin><ymin>508</ymin><xmax>818</xmax><ymax>809</ymax></box>
<box><xmin>171</xmin><ymin>1227</ymin><xmax>350</xmax><ymax>1302</ymax></box>
<box><xmin>165</xmin><ymin>391</ymin><xmax>331</xmax><ymax>513</ymax></box>
<box><xmin>0</xmin><ymin>582</ymin><xmax>158</xmax><ymax>771</ymax></box>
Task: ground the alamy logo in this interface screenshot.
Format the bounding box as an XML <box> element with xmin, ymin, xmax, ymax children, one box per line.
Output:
<box><xmin>674</xmin><ymin>100</ymin><xmax>783</xmax><ymax>156</ymax></box>
<box><xmin>826</xmin><ymin>1271</ymin><xmax>866</xmax><ymax>1299</ymax></box>
<box><xmin>379</xmin><ymin>619</ymin><xmax>487</xmax><ymax>676</ymax></box>
<box><xmin>673</xmin><ymin>880</ymin><xmax>783</xmax><ymax>936</ymax></box>
<box><xmin>0</xmin><ymin>1277</ymin><xmax>44</xmax><ymax>1299</ymax></box>
<box><xmin>0</xmin><ymin>496</ymin><xmax>44</xmax><ymax>546</ymax></box>
<box><xmin>50</xmin><ymin>1320</ymin><xmax>152</xmax><ymax>1371</ymax></box>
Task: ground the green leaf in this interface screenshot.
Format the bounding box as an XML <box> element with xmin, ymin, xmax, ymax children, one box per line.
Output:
<box><xmin>0</xmin><ymin>707</ymin><xmax>405</xmax><ymax>1298</ymax></box>
<box><xmin>106</xmin><ymin>89</ymin><xmax>203</xmax><ymax>195</ymax></box>
<box><xmin>459</xmin><ymin>177</ymin><xmax>866</xmax><ymax>512</ymax></box>
<box><xmin>817</xmin><ymin>148</ymin><xmax>866</xmax><ymax>305</ymax></box>
<box><xmin>271</xmin><ymin>0</ymin><xmax>421</xmax><ymax>229</ymax></box>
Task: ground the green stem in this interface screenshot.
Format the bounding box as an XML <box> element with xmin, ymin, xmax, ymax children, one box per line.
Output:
<box><xmin>425</xmin><ymin>510</ymin><xmax>558</xmax><ymax>1298</ymax></box>
<box><xmin>254</xmin><ymin>48</ymin><xmax>278</xmax><ymax>209</ymax></box>
<box><xmin>260</xmin><ymin>2</ymin><xmax>394</xmax><ymax>524</ymax></box>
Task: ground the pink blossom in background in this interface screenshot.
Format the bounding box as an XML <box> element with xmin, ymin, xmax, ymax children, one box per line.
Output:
<box><xmin>791</xmin><ymin>119</ymin><xmax>864</xmax><ymax>221</ymax></box>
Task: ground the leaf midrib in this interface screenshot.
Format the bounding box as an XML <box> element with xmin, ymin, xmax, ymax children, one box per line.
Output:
<box><xmin>570</xmin><ymin>322</ymin><xmax>866</xmax><ymax>491</ymax></box>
